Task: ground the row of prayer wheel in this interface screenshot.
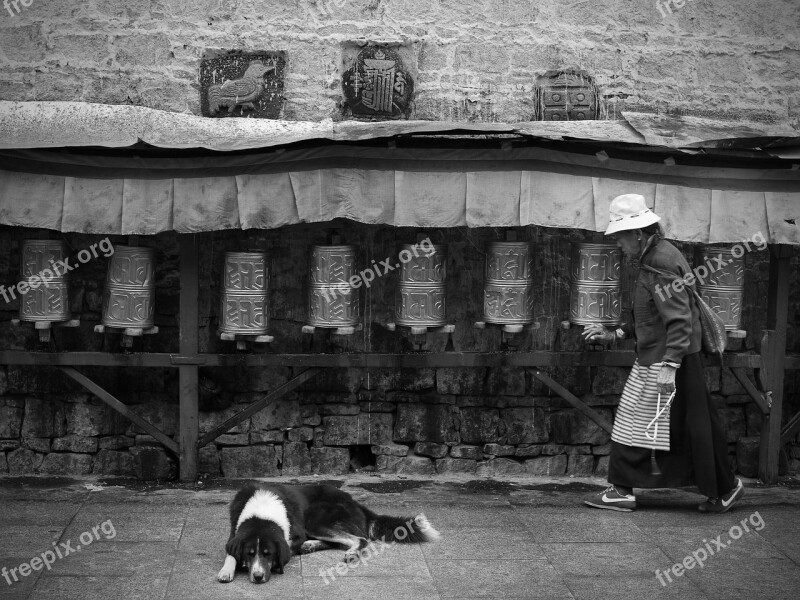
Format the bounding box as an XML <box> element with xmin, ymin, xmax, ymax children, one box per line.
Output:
<box><xmin>15</xmin><ymin>240</ymin><xmax>745</xmax><ymax>334</ymax></box>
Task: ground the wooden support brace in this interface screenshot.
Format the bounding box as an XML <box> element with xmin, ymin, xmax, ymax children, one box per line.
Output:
<box><xmin>530</xmin><ymin>369</ymin><xmax>613</xmax><ymax>434</ymax></box>
<box><xmin>197</xmin><ymin>367</ymin><xmax>323</xmax><ymax>447</ymax></box>
<box><xmin>729</xmin><ymin>367</ymin><xmax>771</xmax><ymax>415</ymax></box>
<box><xmin>60</xmin><ymin>366</ymin><xmax>178</xmax><ymax>453</ymax></box>
<box><xmin>780</xmin><ymin>412</ymin><xmax>800</xmax><ymax>446</ymax></box>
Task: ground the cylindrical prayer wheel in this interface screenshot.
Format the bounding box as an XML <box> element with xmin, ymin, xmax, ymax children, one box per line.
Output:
<box><xmin>396</xmin><ymin>244</ymin><xmax>446</xmax><ymax>327</ymax></box>
<box><xmin>569</xmin><ymin>242</ymin><xmax>622</xmax><ymax>326</ymax></box>
<box><xmin>219</xmin><ymin>252</ymin><xmax>269</xmax><ymax>335</ymax></box>
<box><xmin>18</xmin><ymin>240</ymin><xmax>70</xmax><ymax>323</ymax></box>
<box><xmin>697</xmin><ymin>246</ymin><xmax>744</xmax><ymax>331</ymax></box>
<box><xmin>101</xmin><ymin>246</ymin><xmax>156</xmax><ymax>328</ymax></box>
<box><xmin>483</xmin><ymin>242</ymin><xmax>534</xmax><ymax>325</ymax></box>
<box><xmin>308</xmin><ymin>245</ymin><xmax>359</xmax><ymax>327</ymax></box>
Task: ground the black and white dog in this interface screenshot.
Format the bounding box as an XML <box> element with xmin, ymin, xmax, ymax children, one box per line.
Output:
<box><xmin>217</xmin><ymin>483</ymin><xmax>440</xmax><ymax>584</ymax></box>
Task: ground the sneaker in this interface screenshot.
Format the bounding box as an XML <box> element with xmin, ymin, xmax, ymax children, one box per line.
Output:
<box><xmin>584</xmin><ymin>485</ymin><xmax>636</xmax><ymax>512</ymax></box>
<box><xmin>698</xmin><ymin>478</ymin><xmax>745</xmax><ymax>513</ymax></box>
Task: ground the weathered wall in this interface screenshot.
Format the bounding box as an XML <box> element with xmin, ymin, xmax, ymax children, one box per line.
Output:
<box><xmin>0</xmin><ymin>0</ymin><xmax>798</xmax><ymax>124</ymax></box>
<box><xmin>0</xmin><ymin>224</ymin><xmax>797</xmax><ymax>479</ymax></box>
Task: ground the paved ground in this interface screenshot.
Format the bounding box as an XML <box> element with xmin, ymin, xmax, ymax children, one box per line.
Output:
<box><xmin>1</xmin><ymin>474</ymin><xmax>799</xmax><ymax>600</ymax></box>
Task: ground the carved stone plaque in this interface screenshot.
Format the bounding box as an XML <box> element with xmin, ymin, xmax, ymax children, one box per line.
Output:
<box><xmin>536</xmin><ymin>69</ymin><xmax>599</xmax><ymax>121</ymax></box>
<box><xmin>342</xmin><ymin>45</ymin><xmax>413</xmax><ymax>119</ymax></box>
<box><xmin>200</xmin><ymin>50</ymin><xmax>285</xmax><ymax>118</ymax></box>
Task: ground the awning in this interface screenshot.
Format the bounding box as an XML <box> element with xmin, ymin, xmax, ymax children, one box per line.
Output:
<box><xmin>0</xmin><ymin>101</ymin><xmax>798</xmax><ymax>244</ymax></box>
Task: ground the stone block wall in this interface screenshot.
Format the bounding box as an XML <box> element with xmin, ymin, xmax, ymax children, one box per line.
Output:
<box><xmin>0</xmin><ymin>0</ymin><xmax>798</xmax><ymax>125</ymax></box>
<box><xmin>0</xmin><ymin>223</ymin><xmax>798</xmax><ymax>479</ymax></box>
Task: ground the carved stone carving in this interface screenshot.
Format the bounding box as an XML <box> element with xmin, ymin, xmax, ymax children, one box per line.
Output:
<box><xmin>535</xmin><ymin>69</ymin><xmax>599</xmax><ymax>121</ymax></box>
<box><xmin>200</xmin><ymin>51</ymin><xmax>285</xmax><ymax>118</ymax></box>
<box><xmin>342</xmin><ymin>46</ymin><xmax>413</xmax><ymax>119</ymax></box>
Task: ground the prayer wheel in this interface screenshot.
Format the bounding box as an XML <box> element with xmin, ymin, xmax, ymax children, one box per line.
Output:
<box><xmin>101</xmin><ymin>246</ymin><xmax>156</xmax><ymax>328</ymax></box>
<box><xmin>308</xmin><ymin>245</ymin><xmax>359</xmax><ymax>327</ymax></box>
<box><xmin>697</xmin><ymin>246</ymin><xmax>744</xmax><ymax>331</ymax></box>
<box><xmin>396</xmin><ymin>244</ymin><xmax>447</xmax><ymax>327</ymax></box>
<box><xmin>569</xmin><ymin>242</ymin><xmax>622</xmax><ymax>326</ymax></box>
<box><xmin>483</xmin><ymin>242</ymin><xmax>535</xmax><ymax>325</ymax></box>
<box><xmin>219</xmin><ymin>252</ymin><xmax>269</xmax><ymax>335</ymax></box>
<box><xmin>18</xmin><ymin>240</ymin><xmax>71</xmax><ymax>323</ymax></box>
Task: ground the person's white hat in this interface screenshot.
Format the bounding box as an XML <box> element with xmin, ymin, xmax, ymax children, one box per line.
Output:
<box><xmin>604</xmin><ymin>194</ymin><xmax>661</xmax><ymax>235</ymax></box>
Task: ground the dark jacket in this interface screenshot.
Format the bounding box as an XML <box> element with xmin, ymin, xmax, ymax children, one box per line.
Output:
<box><xmin>626</xmin><ymin>236</ymin><xmax>702</xmax><ymax>367</ymax></box>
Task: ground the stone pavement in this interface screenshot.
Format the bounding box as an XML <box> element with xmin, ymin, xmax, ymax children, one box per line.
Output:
<box><xmin>1</xmin><ymin>474</ymin><xmax>799</xmax><ymax>600</ymax></box>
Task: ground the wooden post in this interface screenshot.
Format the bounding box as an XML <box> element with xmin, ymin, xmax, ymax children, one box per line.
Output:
<box><xmin>757</xmin><ymin>245</ymin><xmax>792</xmax><ymax>484</ymax></box>
<box><xmin>179</xmin><ymin>234</ymin><xmax>200</xmax><ymax>481</ymax></box>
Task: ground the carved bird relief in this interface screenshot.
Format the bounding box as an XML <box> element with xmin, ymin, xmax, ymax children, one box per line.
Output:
<box><xmin>208</xmin><ymin>59</ymin><xmax>277</xmax><ymax>115</ymax></box>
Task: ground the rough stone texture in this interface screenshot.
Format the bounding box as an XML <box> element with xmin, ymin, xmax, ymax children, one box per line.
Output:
<box><xmin>287</xmin><ymin>427</ymin><xmax>314</xmax><ymax>442</ymax></box>
<box><xmin>483</xmin><ymin>443</ymin><xmax>516</xmax><ymax>456</ymax></box>
<box><xmin>282</xmin><ymin>441</ymin><xmax>312</xmax><ymax>475</ymax></box>
<box><xmin>251</xmin><ymin>431</ymin><xmax>284</xmax><ymax>444</ymax></box>
<box><xmin>126</xmin><ymin>402</ymin><xmax>175</xmax><ymax>436</ymax></box>
<box><xmin>130</xmin><ymin>446</ymin><xmax>176</xmax><ymax>480</ymax></box>
<box><xmin>215</xmin><ymin>434</ymin><xmax>250</xmax><ymax>446</ymax></box>
<box><xmin>502</xmin><ymin>408</ymin><xmax>548</xmax><ymax>444</ymax></box>
<box><xmin>0</xmin><ymin>452</ymin><xmax>7</xmax><ymax>473</ymax></box>
<box><xmin>567</xmin><ymin>454</ymin><xmax>595</xmax><ymax>476</ymax></box>
<box><xmin>736</xmin><ymin>436</ymin><xmax>759</xmax><ymax>478</ymax></box>
<box><xmin>250</xmin><ymin>399</ymin><xmax>302</xmax><ymax>431</ymax></box>
<box><xmin>376</xmin><ymin>455</ymin><xmax>436</xmax><ymax>475</ymax></box>
<box><xmin>361</xmin><ymin>368</ymin><xmax>435</xmax><ymax>392</ymax></box>
<box><xmin>319</xmin><ymin>404</ymin><xmax>361</xmax><ymax>416</ymax></box>
<box><xmin>450</xmin><ymin>444</ymin><xmax>483</xmax><ymax>460</ymax></box>
<box><xmin>52</xmin><ymin>435</ymin><xmax>99</xmax><ymax>453</ymax></box>
<box><xmin>486</xmin><ymin>367</ymin><xmax>526</xmax><ymax>396</ymax></box>
<box><xmin>23</xmin><ymin>397</ymin><xmax>66</xmax><ymax>438</ymax></box>
<box><xmin>721</xmin><ymin>407</ymin><xmax>747</xmax><ymax>443</ymax></box>
<box><xmin>198</xmin><ymin>444</ymin><xmax>221</xmax><ymax>475</ymax></box>
<box><xmin>394</xmin><ymin>404</ymin><xmax>458</xmax><ymax>443</ymax></box>
<box><xmin>592</xmin><ymin>443</ymin><xmax>612</xmax><ymax>456</ymax></box>
<box><xmin>322</xmin><ymin>414</ymin><xmax>393</xmax><ymax>446</ymax></box>
<box><xmin>22</xmin><ymin>437</ymin><xmax>51</xmax><ymax>453</ymax></box>
<box><xmin>40</xmin><ymin>453</ymin><xmax>93</xmax><ymax>475</ymax></box>
<box><xmin>591</xmin><ymin>368</ymin><xmax>629</xmax><ymax>396</ymax></box>
<box><xmin>99</xmin><ymin>435</ymin><xmax>135</xmax><ymax>450</ymax></box>
<box><xmin>436</xmin><ymin>457</ymin><xmax>478</xmax><ymax>474</ymax></box>
<box><xmin>595</xmin><ymin>455</ymin><xmax>610</xmax><ymax>477</ymax></box>
<box><xmin>0</xmin><ymin>441</ymin><xmax>20</xmax><ymax>451</ymax></box>
<box><xmin>371</xmin><ymin>443</ymin><xmax>409</xmax><ymax>457</ymax></box>
<box><xmin>63</xmin><ymin>403</ymin><xmax>124</xmax><ymax>437</ymax></box>
<box><xmin>311</xmin><ymin>447</ymin><xmax>350</xmax><ymax>475</ymax></box>
<box><xmin>221</xmin><ymin>446</ymin><xmax>279</xmax><ymax>478</ymax></box>
<box><xmin>7</xmin><ymin>448</ymin><xmax>43</xmax><ymax>474</ymax></box>
<box><xmin>551</xmin><ymin>409</ymin><xmax>611</xmax><ymax>445</ymax></box>
<box><xmin>525</xmin><ymin>455</ymin><xmax>568</xmax><ymax>476</ymax></box>
<box><xmin>0</xmin><ymin>406</ymin><xmax>23</xmax><ymax>438</ymax></box>
<box><xmin>459</xmin><ymin>408</ymin><xmax>500</xmax><ymax>444</ymax></box>
<box><xmin>414</xmin><ymin>442</ymin><xmax>448</xmax><ymax>459</ymax></box>
<box><xmin>478</xmin><ymin>458</ymin><xmax>526</xmax><ymax>476</ymax></box>
<box><xmin>199</xmin><ymin>407</ymin><xmax>249</xmax><ymax>435</ymax></box>
<box><xmin>515</xmin><ymin>445</ymin><xmax>543</xmax><ymax>458</ymax></box>
<box><xmin>92</xmin><ymin>449</ymin><xmax>136</xmax><ymax>477</ymax></box>
<box><xmin>436</xmin><ymin>368</ymin><xmax>486</xmax><ymax>395</ymax></box>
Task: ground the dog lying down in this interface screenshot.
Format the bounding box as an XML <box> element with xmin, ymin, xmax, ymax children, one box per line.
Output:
<box><xmin>217</xmin><ymin>483</ymin><xmax>441</xmax><ymax>584</ymax></box>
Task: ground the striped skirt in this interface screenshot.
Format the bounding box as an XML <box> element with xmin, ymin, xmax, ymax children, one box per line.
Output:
<box><xmin>611</xmin><ymin>361</ymin><xmax>672</xmax><ymax>452</ymax></box>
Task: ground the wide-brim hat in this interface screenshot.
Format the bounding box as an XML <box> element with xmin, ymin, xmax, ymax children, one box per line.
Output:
<box><xmin>604</xmin><ymin>194</ymin><xmax>661</xmax><ymax>235</ymax></box>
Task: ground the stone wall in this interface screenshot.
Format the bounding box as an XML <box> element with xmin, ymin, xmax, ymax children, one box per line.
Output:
<box><xmin>1</xmin><ymin>223</ymin><xmax>798</xmax><ymax>479</ymax></box>
<box><xmin>0</xmin><ymin>0</ymin><xmax>798</xmax><ymax>125</ymax></box>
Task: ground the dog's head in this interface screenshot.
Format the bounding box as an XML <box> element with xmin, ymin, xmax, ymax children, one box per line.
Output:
<box><xmin>226</xmin><ymin>520</ymin><xmax>290</xmax><ymax>584</ymax></box>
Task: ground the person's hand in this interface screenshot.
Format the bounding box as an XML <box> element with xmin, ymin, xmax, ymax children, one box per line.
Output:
<box><xmin>657</xmin><ymin>364</ymin><xmax>677</xmax><ymax>395</ymax></box>
<box><xmin>581</xmin><ymin>324</ymin><xmax>614</xmax><ymax>343</ymax></box>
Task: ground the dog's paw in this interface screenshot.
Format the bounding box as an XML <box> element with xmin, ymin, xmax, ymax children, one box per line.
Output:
<box><xmin>300</xmin><ymin>541</ymin><xmax>317</xmax><ymax>554</ymax></box>
<box><xmin>217</xmin><ymin>568</ymin><xmax>234</xmax><ymax>583</ymax></box>
<box><xmin>343</xmin><ymin>550</ymin><xmax>360</xmax><ymax>564</ymax></box>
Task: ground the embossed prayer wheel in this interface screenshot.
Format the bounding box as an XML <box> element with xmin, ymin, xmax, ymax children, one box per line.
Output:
<box><xmin>396</xmin><ymin>244</ymin><xmax>447</xmax><ymax>327</ymax></box>
<box><xmin>18</xmin><ymin>240</ymin><xmax>71</xmax><ymax>323</ymax></box>
<box><xmin>569</xmin><ymin>242</ymin><xmax>623</xmax><ymax>326</ymax></box>
<box><xmin>101</xmin><ymin>246</ymin><xmax>155</xmax><ymax>328</ymax></box>
<box><xmin>483</xmin><ymin>242</ymin><xmax>535</xmax><ymax>325</ymax></box>
<box><xmin>308</xmin><ymin>245</ymin><xmax>359</xmax><ymax>327</ymax></box>
<box><xmin>219</xmin><ymin>252</ymin><xmax>269</xmax><ymax>335</ymax></box>
<box><xmin>697</xmin><ymin>246</ymin><xmax>744</xmax><ymax>331</ymax></box>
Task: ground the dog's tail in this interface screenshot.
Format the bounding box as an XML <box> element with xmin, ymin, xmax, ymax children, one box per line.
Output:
<box><xmin>367</xmin><ymin>512</ymin><xmax>441</xmax><ymax>543</ymax></box>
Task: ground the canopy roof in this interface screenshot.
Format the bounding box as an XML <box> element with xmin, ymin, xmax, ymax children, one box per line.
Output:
<box><xmin>0</xmin><ymin>101</ymin><xmax>798</xmax><ymax>244</ymax></box>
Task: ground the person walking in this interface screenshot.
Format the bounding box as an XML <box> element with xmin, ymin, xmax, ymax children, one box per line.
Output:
<box><xmin>582</xmin><ymin>194</ymin><xmax>744</xmax><ymax>513</ymax></box>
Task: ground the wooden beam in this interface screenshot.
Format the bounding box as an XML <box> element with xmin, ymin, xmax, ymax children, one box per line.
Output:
<box><xmin>0</xmin><ymin>350</ymin><xmax>766</xmax><ymax>369</ymax></box>
<box><xmin>60</xmin><ymin>367</ymin><xmax>178</xmax><ymax>453</ymax></box>
<box><xmin>757</xmin><ymin>245</ymin><xmax>792</xmax><ymax>484</ymax></box>
<box><xmin>178</xmin><ymin>235</ymin><xmax>200</xmax><ymax>482</ymax></box>
<box><xmin>197</xmin><ymin>368</ymin><xmax>323</xmax><ymax>448</ymax></box>
<box><xmin>729</xmin><ymin>367</ymin><xmax>771</xmax><ymax>415</ymax></box>
<box><xmin>780</xmin><ymin>412</ymin><xmax>800</xmax><ymax>446</ymax></box>
<box><xmin>530</xmin><ymin>369</ymin><xmax>613</xmax><ymax>434</ymax></box>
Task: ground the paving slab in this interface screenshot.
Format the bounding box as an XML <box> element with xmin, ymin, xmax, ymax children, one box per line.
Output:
<box><xmin>427</xmin><ymin>559</ymin><xmax>572</xmax><ymax>599</ymax></box>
